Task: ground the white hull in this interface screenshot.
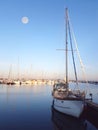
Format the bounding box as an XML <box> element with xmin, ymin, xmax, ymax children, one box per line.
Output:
<box><xmin>53</xmin><ymin>98</ymin><xmax>84</xmax><ymax>118</ymax></box>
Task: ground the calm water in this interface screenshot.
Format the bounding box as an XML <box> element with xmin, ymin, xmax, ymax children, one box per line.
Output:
<box><xmin>0</xmin><ymin>83</ymin><xmax>98</xmax><ymax>130</ymax></box>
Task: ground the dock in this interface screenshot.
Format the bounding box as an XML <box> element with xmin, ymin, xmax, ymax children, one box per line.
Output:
<box><xmin>85</xmin><ymin>100</ymin><xmax>98</xmax><ymax>111</ymax></box>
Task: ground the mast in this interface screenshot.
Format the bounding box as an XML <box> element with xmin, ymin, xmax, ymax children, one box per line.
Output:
<box><xmin>65</xmin><ymin>8</ymin><xmax>68</xmax><ymax>87</ymax></box>
<box><xmin>67</xmin><ymin>9</ymin><xmax>78</xmax><ymax>85</ymax></box>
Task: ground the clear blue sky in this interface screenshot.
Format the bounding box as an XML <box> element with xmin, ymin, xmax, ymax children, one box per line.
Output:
<box><xmin>0</xmin><ymin>0</ymin><xmax>98</xmax><ymax>80</ymax></box>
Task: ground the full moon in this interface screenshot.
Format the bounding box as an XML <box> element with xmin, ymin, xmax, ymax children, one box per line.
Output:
<box><xmin>21</xmin><ymin>16</ymin><xmax>29</xmax><ymax>24</ymax></box>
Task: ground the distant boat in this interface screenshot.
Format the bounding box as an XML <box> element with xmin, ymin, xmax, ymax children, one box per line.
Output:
<box><xmin>52</xmin><ymin>8</ymin><xmax>86</xmax><ymax>118</ymax></box>
<box><xmin>7</xmin><ymin>64</ymin><xmax>15</xmax><ymax>85</ymax></box>
<box><xmin>14</xmin><ymin>80</ymin><xmax>22</xmax><ymax>85</ymax></box>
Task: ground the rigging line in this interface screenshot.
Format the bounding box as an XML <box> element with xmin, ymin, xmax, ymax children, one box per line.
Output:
<box><xmin>8</xmin><ymin>64</ymin><xmax>12</xmax><ymax>80</ymax></box>
<box><xmin>68</xmin><ymin>18</ymin><xmax>78</xmax><ymax>86</ymax></box>
<box><xmin>17</xmin><ymin>57</ymin><xmax>20</xmax><ymax>81</ymax></box>
<box><xmin>68</xmin><ymin>13</ymin><xmax>89</xmax><ymax>94</ymax></box>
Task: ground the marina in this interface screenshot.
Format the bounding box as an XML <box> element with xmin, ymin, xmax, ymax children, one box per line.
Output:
<box><xmin>0</xmin><ymin>0</ymin><xmax>98</xmax><ymax>130</ymax></box>
<box><xmin>0</xmin><ymin>83</ymin><xmax>98</xmax><ymax>130</ymax></box>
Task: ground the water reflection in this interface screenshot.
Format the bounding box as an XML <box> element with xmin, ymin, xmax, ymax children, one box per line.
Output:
<box><xmin>0</xmin><ymin>84</ymin><xmax>53</xmax><ymax>130</ymax></box>
<box><xmin>51</xmin><ymin>100</ymin><xmax>98</xmax><ymax>130</ymax></box>
<box><xmin>0</xmin><ymin>84</ymin><xmax>97</xmax><ymax>130</ymax></box>
<box><xmin>86</xmin><ymin>104</ymin><xmax>98</xmax><ymax>129</ymax></box>
<box><xmin>51</xmin><ymin>106</ymin><xmax>87</xmax><ymax>130</ymax></box>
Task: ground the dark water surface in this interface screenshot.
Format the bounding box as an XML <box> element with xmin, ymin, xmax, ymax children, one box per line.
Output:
<box><xmin>0</xmin><ymin>84</ymin><xmax>98</xmax><ymax>130</ymax></box>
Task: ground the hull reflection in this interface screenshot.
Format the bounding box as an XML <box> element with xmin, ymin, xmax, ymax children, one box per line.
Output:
<box><xmin>85</xmin><ymin>105</ymin><xmax>98</xmax><ymax>129</ymax></box>
<box><xmin>51</xmin><ymin>106</ymin><xmax>87</xmax><ymax>130</ymax></box>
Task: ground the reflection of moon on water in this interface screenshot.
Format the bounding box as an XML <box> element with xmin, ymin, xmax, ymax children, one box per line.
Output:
<box><xmin>21</xmin><ymin>16</ymin><xmax>29</xmax><ymax>24</ymax></box>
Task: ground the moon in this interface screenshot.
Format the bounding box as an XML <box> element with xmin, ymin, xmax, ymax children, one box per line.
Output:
<box><xmin>21</xmin><ymin>16</ymin><xmax>29</xmax><ymax>24</ymax></box>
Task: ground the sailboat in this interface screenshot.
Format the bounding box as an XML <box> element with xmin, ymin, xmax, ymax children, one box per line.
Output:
<box><xmin>52</xmin><ymin>8</ymin><xmax>86</xmax><ymax>118</ymax></box>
